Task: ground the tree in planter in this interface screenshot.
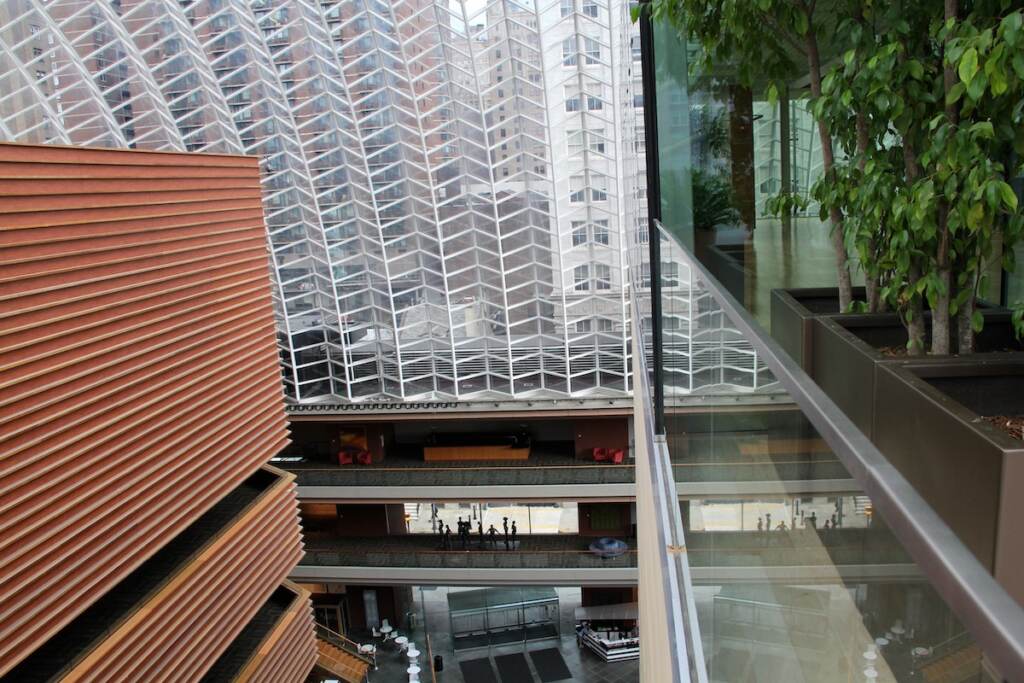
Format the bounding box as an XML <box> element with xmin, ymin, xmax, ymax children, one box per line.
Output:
<box><xmin>812</xmin><ymin>1</ymin><xmax>943</xmax><ymax>347</ymax></box>
<box><xmin>807</xmin><ymin>0</ymin><xmax>1023</xmax><ymax>352</ymax></box>
<box><xmin>931</xmin><ymin>2</ymin><xmax>1024</xmax><ymax>351</ymax></box>
<box><xmin>637</xmin><ymin>0</ymin><xmax>857</xmax><ymax>311</ymax></box>
<box><xmin>691</xmin><ymin>168</ymin><xmax>742</xmax><ymax>231</ymax></box>
<box><xmin>640</xmin><ymin>0</ymin><xmax>1024</xmax><ymax>351</ymax></box>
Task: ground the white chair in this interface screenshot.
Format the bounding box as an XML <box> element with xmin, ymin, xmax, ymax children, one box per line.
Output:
<box><xmin>371</xmin><ymin>627</ymin><xmax>381</xmax><ymax>639</ymax></box>
<box><xmin>381</xmin><ymin>618</ymin><xmax>391</xmax><ymax>631</ymax></box>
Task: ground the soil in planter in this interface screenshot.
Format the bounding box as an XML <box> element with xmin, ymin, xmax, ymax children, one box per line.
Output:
<box><xmin>980</xmin><ymin>415</ymin><xmax>1024</xmax><ymax>441</ymax></box>
<box><xmin>877</xmin><ymin>345</ymin><xmax>1018</xmax><ymax>358</ymax></box>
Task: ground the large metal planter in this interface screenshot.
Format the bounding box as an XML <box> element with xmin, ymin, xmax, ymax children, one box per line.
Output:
<box><xmin>873</xmin><ymin>356</ymin><xmax>1024</xmax><ymax>605</ymax></box>
<box><xmin>812</xmin><ymin>310</ymin><xmax>1021</xmax><ymax>438</ymax></box>
<box><xmin>769</xmin><ymin>287</ymin><xmax>866</xmax><ymax>371</ymax></box>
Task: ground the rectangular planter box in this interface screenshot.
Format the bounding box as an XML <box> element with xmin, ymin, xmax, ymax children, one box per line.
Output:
<box><xmin>769</xmin><ymin>287</ymin><xmax>866</xmax><ymax>371</ymax></box>
<box><xmin>811</xmin><ymin>310</ymin><xmax>1021</xmax><ymax>438</ymax></box>
<box><xmin>873</xmin><ymin>357</ymin><xmax>1024</xmax><ymax>605</ymax></box>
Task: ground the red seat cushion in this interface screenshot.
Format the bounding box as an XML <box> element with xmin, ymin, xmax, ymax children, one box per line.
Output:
<box><xmin>356</xmin><ymin>450</ymin><xmax>372</xmax><ymax>465</ymax></box>
<box><xmin>611</xmin><ymin>449</ymin><xmax>625</xmax><ymax>464</ymax></box>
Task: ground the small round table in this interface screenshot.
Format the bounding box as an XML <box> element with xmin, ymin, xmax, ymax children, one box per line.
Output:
<box><xmin>394</xmin><ymin>635</ymin><xmax>409</xmax><ymax>650</ymax></box>
<box><xmin>407</xmin><ymin>647</ymin><xmax>421</xmax><ymax>659</ymax></box>
<box><xmin>863</xmin><ymin>667</ymin><xmax>878</xmax><ymax>680</ymax></box>
<box><xmin>875</xmin><ymin>637</ymin><xmax>890</xmax><ymax>648</ymax></box>
<box><xmin>890</xmin><ymin>625</ymin><xmax>906</xmax><ymax>639</ymax></box>
<box><xmin>407</xmin><ymin>665</ymin><xmax>421</xmax><ymax>682</ymax></box>
<box><xmin>862</xmin><ymin>650</ymin><xmax>878</xmax><ymax>662</ymax></box>
<box><xmin>380</xmin><ymin>624</ymin><xmax>394</xmax><ymax>638</ymax></box>
<box><xmin>912</xmin><ymin>646</ymin><xmax>931</xmax><ymax>658</ymax></box>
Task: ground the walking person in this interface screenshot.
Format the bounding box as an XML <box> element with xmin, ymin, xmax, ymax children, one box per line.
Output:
<box><xmin>487</xmin><ymin>524</ymin><xmax>498</xmax><ymax>548</ymax></box>
<box><xmin>477</xmin><ymin>521</ymin><xmax>484</xmax><ymax>549</ymax></box>
<box><xmin>443</xmin><ymin>524</ymin><xmax>452</xmax><ymax>550</ymax></box>
<box><xmin>503</xmin><ymin>517</ymin><xmax>510</xmax><ymax>550</ymax></box>
<box><xmin>510</xmin><ymin>520</ymin><xmax>518</xmax><ymax>550</ymax></box>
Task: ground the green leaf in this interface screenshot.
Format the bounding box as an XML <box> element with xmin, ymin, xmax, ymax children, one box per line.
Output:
<box><xmin>907</xmin><ymin>60</ymin><xmax>924</xmax><ymax>80</ymax></box>
<box><xmin>967</xmin><ymin>202</ymin><xmax>985</xmax><ymax>229</ymax></box>
<box><xmin>971</xmin><ymin>309</ymin><xmax>984</xmax><ymax>333</ymax></box>
<box><xmin>946</xmin><ymin>82</ymin><xmax>965</xmax><ymax>105</ymax></box>
<box><xmin>958</xmin><ymin>47</ymin><xmax>979</xmax><ymax>84</ymax></box>
<box><xmin>966</xmin><ymin>71</ymin><xmax>987</xmax><ymax>101</ymax></box>
<box><xmin>970</xmin><ymin>121</ymin><xmax>994</xmax><ymax>138</ymax></box>
<box><xmin>795</xmin><ymin>11</ymin><xmax>809</xmax><ymax>36</ymax></box>
<box><xmin>998</xmin><ymin>181</ymin><xmax>1019</xmax><ymax>211</ymax></box>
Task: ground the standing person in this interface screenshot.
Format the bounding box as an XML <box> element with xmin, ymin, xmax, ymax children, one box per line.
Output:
<box><xmin>460</xmin><ymin>519</ymin><xmax>469</xmax><ymax>550</ymax></box>
<box><xmin>477</xmin><ymin>521</ymin><xmax>484</xmax><ymax>549</ymax></box>
<box><xmin>831</xmin><ymin>513</ymin><xmax>838</xmax><ymax>528</ymax></box>
<box><xmin>765</xmin><ymin>513</ymin><xmax>772</xmax><ymax>531</ymax></box>
<box><xmin>757</xmin><ymin>517</ymin><xmax>763</xmax><ymax>532</ymax></box>
<box><xmin>487</xmin><ymin>524</ymin><xmax>498</xmax><ymax>548</ymax></box>
<box><xmin>437</xmin><ymin>520</ymin><xmax>445</xmax><ymax>549</ymax></box>
<box><xmin>443</xmin><ymin>524</ymin><xmax>452</xmax><ymax>550</ymax></box>
<box><xmin>808</xmin><ymin>512</ymin><xmax>818</xmax><ymax>529</ymax></box>
<box><xmin>503</xmin><ymin>517</ymin><xmax>510</xmax><ymax>550</ymax></box>
<box><xmin>510</xmin><ymin>520</ymin><xmax>518</xmax><ymax>550</ymax></box>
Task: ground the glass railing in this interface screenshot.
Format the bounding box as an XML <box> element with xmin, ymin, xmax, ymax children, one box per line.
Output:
<box><xmin>633</xmin><ymin>221</ymin><xmax>1024</xmax><ymax>682</ymax></box>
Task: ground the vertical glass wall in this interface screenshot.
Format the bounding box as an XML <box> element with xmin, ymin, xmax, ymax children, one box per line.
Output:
<box><xmin>638</xmin><ymin>10</ymin><xmax>1024</xmax><ymax>681</ymax></box>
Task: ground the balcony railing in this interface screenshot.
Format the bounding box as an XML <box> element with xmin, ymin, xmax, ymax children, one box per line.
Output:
<box><xmin>638</xmin><ymin>220</ymin><xmax>1024</xmax><ymax>681</ymax></box>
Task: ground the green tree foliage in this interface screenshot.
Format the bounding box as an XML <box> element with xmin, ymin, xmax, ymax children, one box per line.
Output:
<box><xmin>638</xmin><ymin>0</ymin><xmax>1024</xmax><ymax>352</ymax></box>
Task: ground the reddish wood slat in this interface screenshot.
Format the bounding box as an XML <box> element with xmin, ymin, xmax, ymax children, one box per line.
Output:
<box><xmin>0</xmin><ymin>143</ymin><xmax>313</xmax><ymax>680</ymax></box>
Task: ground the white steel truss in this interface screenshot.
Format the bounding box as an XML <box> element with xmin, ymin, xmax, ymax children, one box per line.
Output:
<box><xmin>0</xmin><ymin>0</ymin><xmax>658</xmax><ymax>403</ymax></box>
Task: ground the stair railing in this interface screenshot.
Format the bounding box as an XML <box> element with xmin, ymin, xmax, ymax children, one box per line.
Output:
<box><xmin>315</xmin><ymin>623</ymin><xmax>374</xmax><ymax>666</ymax></box>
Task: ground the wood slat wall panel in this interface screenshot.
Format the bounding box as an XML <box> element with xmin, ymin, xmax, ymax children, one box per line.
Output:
<box><xmin>0</xmin><ymin>143</ymin><xmax>312</xmax><ymax>680</ymax></box>
<box><xmin>60</xmin><ymin>472</ymin><xmax>305</xmax><ymax>682</ymax></box>
<box><xmin>244</xmin><ymin>592</ymin><xmax>318</xmax><ymax>683</ymax></box>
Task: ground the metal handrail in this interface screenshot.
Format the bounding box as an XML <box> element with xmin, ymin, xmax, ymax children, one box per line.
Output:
<box><xmin>630</xmin><ymin>275</ymin><xmax>708</xmax><ymax>683</ymax></box>
<box><xmin>653</xmin><ymin>221</ymin><xmax>1024</xmax><ymax>678</ymax></box>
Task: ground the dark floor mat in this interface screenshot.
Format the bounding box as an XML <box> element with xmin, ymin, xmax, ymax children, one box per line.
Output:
<box><xmin>459</xmin><ymin>656</ymin><xmax>499</xmax><ymax>683</ymax></box>
<box><xmin>529</xmin><ymin>648</ymin><xmax>573</xmax><ymax>682</ymax></box>
<box><xmin>494</xmin><ymin>652</ymin><xmax>535</xmax><ymax>683</ymax></box>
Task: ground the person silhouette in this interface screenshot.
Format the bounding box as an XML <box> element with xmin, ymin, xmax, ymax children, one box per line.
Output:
<box><xmin>487</xmin><ymin>524</ymin><xmax>498</xmax><ymax>548</ymax></box>
<box><xmin>443</xmin><ymin>524</ymin><xmax>452</xmax><ymax>550</ymax></box>
<box><xmin>503</xmin><ymin>517</ymin><xmax>510</xmax><ymax>550</ymax></box>
<box><xmin>757</xmin><ymin>517</ymin><xmax>763</xmax><ymax>532</ymax></box>
<box><xmin>510</xmin><ymin>520</ymin><xmax>518</xmax><ymax>550</ymax></box>
<box><xmin>477</xmin><ymin>521</ymin><xmax>484</xmax><ymax>549</ymax></box>
<box><xmin>808</xmin><ymin>512</ymin><xmax>818</xmax><ymax>529</ymax></box>
<box><xmin>765</xmin><ymin>513</ymin><xmax>772</xmax><ymax>530</ymax></box>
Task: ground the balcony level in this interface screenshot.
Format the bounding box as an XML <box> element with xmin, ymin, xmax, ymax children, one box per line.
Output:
<box><xmin>277</xmin><ymin>408</ymin><xmax>858</xmax><ymax>501</ymax></box>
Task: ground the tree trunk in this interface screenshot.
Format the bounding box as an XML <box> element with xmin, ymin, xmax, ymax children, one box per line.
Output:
<box><xmin>856</xmin><ymin>112</ymin><xmax>881</xmax><ymax>312</ymax></box>
<box><xmin>903</xmin><ymin>125</ymin><xmax>925</xmax><ymax>353</ymax></box>
<box><xmin>932</xmin><ymin>0</ymin><xmax>959</xmax><ymax>355</ymax></box>
<box><xmin>957</xmin><ymin>285</ymin><xmax>976</xmax><ymax>354</ymax></box>
<box><xmin>805</xmin><ymin>27</ymin><xmax>853</xmax><ymax>312</ymax></box>
<box><xmin>905</xmin><ymin>264</ymin><xmax>929</xmax><ymax>356</ymax></box>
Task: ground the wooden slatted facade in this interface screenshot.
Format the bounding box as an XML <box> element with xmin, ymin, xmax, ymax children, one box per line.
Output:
<box><xmin>0</xmin><ymin>143</ymin><xmax>315</xmax><ymax>680</ymax></box>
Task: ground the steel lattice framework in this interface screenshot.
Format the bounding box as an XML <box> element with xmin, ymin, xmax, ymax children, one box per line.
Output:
<box><xmin>0</xmin><ymin>0</ymin><xmax>647</xmax><ymax>402</ymax></box>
